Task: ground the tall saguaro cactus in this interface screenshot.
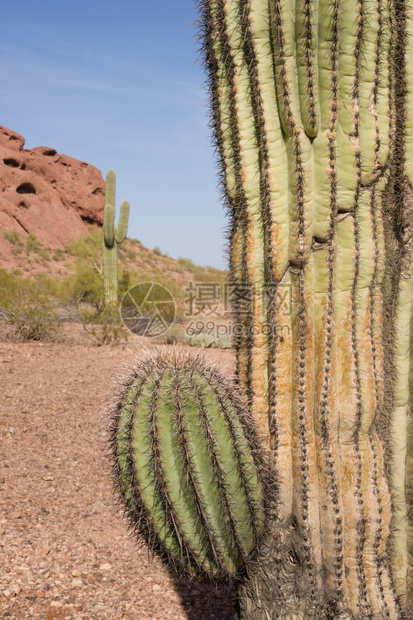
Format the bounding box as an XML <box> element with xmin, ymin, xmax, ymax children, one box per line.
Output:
<box><xmin>108</xmin><ymin>0</ymin><xmax>413</xmax><ymax>616</ymax></box>
<box><xmin>196</xmin><ymin>0</ymin><xmax>413</xmax><ymax>616</ymax></box>
<box><xmin>102</xmin><ymin>169</ymin><xmax>129</xmax><ymax>305</ymax></box>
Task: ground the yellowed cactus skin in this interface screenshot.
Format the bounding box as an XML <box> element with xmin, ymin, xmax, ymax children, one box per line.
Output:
<box><xmin>199</xmin><ymin>0</ymin><xmax>413</xmax><ymax>616</ymax></box>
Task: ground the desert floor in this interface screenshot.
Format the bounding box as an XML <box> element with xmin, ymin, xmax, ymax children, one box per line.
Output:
<box><xmin>0</xmin><ymin>333</ymin><xmax>238</xmax><ymax>619</ymax></box>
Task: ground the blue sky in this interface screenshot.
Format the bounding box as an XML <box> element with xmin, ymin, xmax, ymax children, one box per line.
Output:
<box><xmin>0</xmin><ymin>2</ymin><xmax>228</xmax><ymax>269</ymax></box>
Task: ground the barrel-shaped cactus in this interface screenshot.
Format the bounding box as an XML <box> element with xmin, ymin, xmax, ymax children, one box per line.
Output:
<box><xmin>102</xmin><ymin>169</ymin><xmax>129</xmax><ymax>305</ymax></box>
<box><xmin>198</xmin><ymin>0</ymin><xmax>413</xmax><ymax>616</ymax></box>
<box><xmin>109</xmin><ymin>348</ymin><xmax>266</xmax><ymax>581</ymax></box>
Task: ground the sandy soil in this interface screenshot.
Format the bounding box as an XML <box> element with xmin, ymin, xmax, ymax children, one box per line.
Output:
<box><xmin>0</xmin><ymin>336</ymin><xmax>238</xmax><ymax>620</ymax></box>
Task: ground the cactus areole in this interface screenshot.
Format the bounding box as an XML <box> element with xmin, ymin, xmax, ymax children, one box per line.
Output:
<box><xmin>195</xmin><ymin>0</ymin><xmax>413</xmax><ymax>617</ymax></box>
<box><xmin>102</xmin><ymin>169</ymin><xmax>129</xmax><ymax>306</ymax></box>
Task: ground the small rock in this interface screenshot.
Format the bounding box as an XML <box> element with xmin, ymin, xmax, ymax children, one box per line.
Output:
<box><xmin>8</xmin><ymin>511</ymin><xmax>22</xmax><ymax>519</ymax></box>
<box><xmin>152</xmin><ymin>584</ymin><xmax>161</xmax><ymax>592</ymax></box>
<box><xmin>71</xmin><ymin>579</ymin><xmax>82</xmax><ymax>588</ymax></box>
<box><xmin>42</xmin><ymin>475</ymin><xmax>54</xmax><ymax>481</ymax></box>
<box><xmin>99</xmin><ymin>563</ymin><xmax>112</xmax><ymax>571</ymax></box>
<box><xmin>50</xmin><ymin>601</ymin><xmax>63</xmax><ymax>608</ymax></box>
<box><xmin>2</xmin><ymin>589</ymin><xmax>14</xmax><ymax>598</ymax></box>
<box><xmin>72</xmin><ymin>569</ymin><xmax>81</xmax><ymax>577</ymax></box>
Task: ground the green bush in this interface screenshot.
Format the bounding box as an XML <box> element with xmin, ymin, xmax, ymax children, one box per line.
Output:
<box><xmin>25</xmin><ymin>234</ymin><xmax>42</xmax><ymax>256</ymax></box>
<box><xmin>69</xmin><ymin>260</ymin><xmax>105</xmax><ymax>309</ymax></box>
<box><xmin>52</xmin><ymin>248</ymin><xmax>65</xmax><ymax>261</ymax></box>
<box><xmin>118</xmin><ymin>270</ymin><xmax>130</xmax><ymax>296</ymax></box>
<box><xmin>3</xmin><ymin>230</ymin><xmax>20</xmax><ymax>245</ymax></box>
<box><xmin>178</xmin><ymin>256</ymin><xmax>196</xmax><ymax>271</ymax></box>
<box><xmin>0</xmin><ymin>270</ymin><xmax>60</xmax><ymax>341</ymax></box>
<box><xmin>184</xmin><ymin>331</ymin><xmax>232</xmax><ymax>349</ymax></box>
<box><xmin>78</xmin><ymin>304</ymin><xmax>128</xmax><ymax>346</ymax></box>
<box><xmin>37</xmin><ymin>248</ymin><xmax>50</xmax><ymax>261</ymax></box>
<box><xmin>125</xmin><ymin>247</ymin><xmax>138</xmax><ymax>260</ymax></box>
<box><xmin>65</xmin><ymin>225</ymin><xmax>101</xmax><ymax>260</ymax></box>
<box><xmin>129</xmin><ymin>237</ymin><xmax>142</xmax><ymax>246</ymax></box>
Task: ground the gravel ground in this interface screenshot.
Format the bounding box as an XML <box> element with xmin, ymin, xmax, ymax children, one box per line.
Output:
<box><xmin>0</xmin><ymin>337</ymin><xmax>238</xmax><ymax>619</ymax></box>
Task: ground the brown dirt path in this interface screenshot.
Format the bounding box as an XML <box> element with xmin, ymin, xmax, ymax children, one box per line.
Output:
<box><xmin>0</xmin><ymin>340</ymin><xmax>237</xmax><ymax>619</ymax></box>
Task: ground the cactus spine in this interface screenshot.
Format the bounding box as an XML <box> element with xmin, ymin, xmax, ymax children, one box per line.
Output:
<box><xmin>102</xmin><ymin>169</ymin><xmax>129</xmax><ymax>305</ymax></box>
<box><xmin>199</xmin><ymin>0</ymin><xmax>413</xmax><ymax>616</ymax></box>
<box><xmin>110</xmin><ymin>348</ymin><xmax>266</xmax><ymax>581</ymax></box>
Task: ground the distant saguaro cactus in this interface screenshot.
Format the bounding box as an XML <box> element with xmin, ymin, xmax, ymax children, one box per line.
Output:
<box><xmin>102</xmin><ymin>169</ymin><xmax>129</xmax><ymax>305</ymax></box>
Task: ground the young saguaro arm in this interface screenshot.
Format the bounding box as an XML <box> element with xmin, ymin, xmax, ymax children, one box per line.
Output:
<box><xmin>200</xmin><ymin>0</ymin><xmax>413</xmax><ymax>614</ymax></box>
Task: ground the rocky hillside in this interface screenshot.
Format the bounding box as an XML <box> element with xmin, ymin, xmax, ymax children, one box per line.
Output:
<box><xmin>0</xmin><ymin>126</ymin><xmax>227</xmax><ymax>291</ymax></box>
<box><xmin>0</xmin><ymin>125</ymin><xmax>105</xmax><ymax>263</ymax></box>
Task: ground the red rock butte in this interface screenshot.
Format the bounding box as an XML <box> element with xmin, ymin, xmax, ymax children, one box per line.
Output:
<box><xmin>0</xmin><ymin>125</ymin><xmax>105</xmax><ymax>249</ymax></box>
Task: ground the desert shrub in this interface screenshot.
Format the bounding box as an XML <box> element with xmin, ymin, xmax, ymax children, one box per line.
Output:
<box><xmin>3</xmin><ymin>230</ymin><xmax>20</xmax><ymax>245</ymax></box>
<box><xmin>52</xmin><ymin>248</ymin><xmax>65</xmax><ymax>261</ymax></box>
<box><xmin>32</xmin><ymin>273</ymin><xmax>66</xmax><ymax>299</ymax></box>
<box><xmin>129</xmin><ymin>237</ymin><xmax>142</xmax><ymax>247</ymax></box>
<box><xmin>118</xmin><ymin>270</ymin><xmax>130</xmax><ymax>297</ymax></box>
<box><xmin>153</xmin><ymin>246</ymin><xmax>162</xmax><ymax>256</ymax></box>
<box><xmin>178</xmin><ymin>257</ymin><xmax>196</xmax><ymax>272</ymax></box>
<box><xmin>25</xmin><ymin>234</ymin><xmax>42</xmax><ymax>256</ymax></box>
<box><xmin>37</xmin><ymin>248</ymin><xmax>50</xmax><ymax>260</ymax></box>
<box><xmin>69</xmin><ymin>260</ymin><xmax>104</xmax><ymax>309</ymax></box>
<box><xmin>125</xmin><ymin>247</ymin><xmax>138</xmax><ymax>260</ymax></box>
<box><xmin>0</xmin><ymin>270</ymin><xmax>60</xmax><ymax>341</ymax></box>
<box><xmin>184</xmin><ymin>331</ymin><xmax>232</xmax><ymax>349</ymax></box>
<box><xmin>65</xmin><ymin>226</ymin><xmax>101</xmax><ymax>260</ymax></box>
<box><xmin>77</xmin><ymin>303</ymin><xmax>128</xmax><ymax>346</ymax></box>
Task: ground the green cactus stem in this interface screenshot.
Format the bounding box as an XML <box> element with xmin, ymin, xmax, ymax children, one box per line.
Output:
<box><xmin>109</xmin><ymin>348</ymin><xmax>266</xmax><ymax>581</ymax></box>
<box><xmin>198</xmin><ymin>0</ymin><xmax>413</xmax><ymax>616</ymax></box>
<box><xmin>102</xmin><ymin>169</ymin><xmax>129</xmax><ymax>306</ymax></box>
